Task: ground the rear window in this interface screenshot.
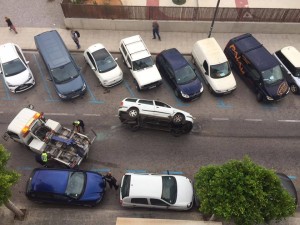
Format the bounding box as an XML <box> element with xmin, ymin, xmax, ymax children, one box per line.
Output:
<box><xmin>125</xmin><ymin>98</ymin><xmax>137</xmax><ymax>103</ymax></box>
<box><xmin>121</xmin><ymin>175</ymin><xmax>131</xmax><ymax>199</ymax></box>
<box><xmin>161</xmin><ymin>176</ymin><xmax>177</xmax><ymax>204</ymax></box>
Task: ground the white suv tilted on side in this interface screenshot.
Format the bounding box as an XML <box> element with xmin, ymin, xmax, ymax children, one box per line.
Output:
<box><xmin>119</xmin><ymin>35</ymin><xmax>162</xmax><ymax>91</ymax></box>
<box><xmin>118</xmin><ymin>98</ymin><xmax>194</xmax><ymax>126</ymax></box>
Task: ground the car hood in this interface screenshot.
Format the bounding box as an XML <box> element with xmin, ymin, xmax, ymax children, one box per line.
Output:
<box><xmin>132</xmin><ymin>65</ymin><xmax>162</xmax><ymax>86</ymax></box>
<box><xmin>5</xmin><ymin>69</ymin><xmax>31</xmax><ymax>85</ymax></box>
<box><xmin>55</xmin><ymin>75</ymin><xmax>85</xmax><ymax>95</ymax></box>
<box><xmin>80</xmin><ymin>172</ymin><xmax>106</xmax><ymax>201</ymax></box>
<box><xmin>209</xmin><ymin>73</ymin><xmax>236</xmax><ymax>92</ymax></box>
<box><xmin>175</xmin><ymin>176</ymin><xmax>194</xmax><ymax>206</ymax></box>
<box><xmin>96</xmin><ymin>65</ymin><xmax>123</xmax><ymax>82</ymax></box>
<box><xmin>178</xmin><ymin>78</ymin><xmax>202</xmax><ymax>95</ymax></box>
<box><xmin>264</xmin><ymin>80</ymin><xmax>289</xmax><ymax>99</ymax></box>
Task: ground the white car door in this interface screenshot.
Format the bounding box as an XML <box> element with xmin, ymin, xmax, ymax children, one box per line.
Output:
<box><xmin>153</xmin><ymin>101</ymin><xmax>174</xmax><ymax>119</ymax></box>
<box><xmin>137</xmin><ymin>99</ymin><xmax>155</xmax><ymax>116</ymax></box>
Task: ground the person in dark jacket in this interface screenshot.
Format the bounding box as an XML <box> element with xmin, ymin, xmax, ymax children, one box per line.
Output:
<box><xmin>105</xmin><ymin>172</ymin><xmax>119</xmax><ymax>190</ymax></box>
<box><xmin>152</xmin><ymin>20</ymin><xmax>161</xmax><ymax>41</ymax></box>
<box><xmin>71</xmin><ymin>30</ymin><xmax>80</xmax><ymax>49</ymax></box>
<box><xmin>5</xmin><ymin>17</ymin><xmax>18</xmax><ymax>34</ymax></box>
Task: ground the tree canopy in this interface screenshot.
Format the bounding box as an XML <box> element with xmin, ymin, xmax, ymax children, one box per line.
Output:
<box><xmin>0</xmin><ymin>144</ymin><xmax>20</xmax><ymax>205</ymax></box>
<box><xmin>194</xmin><ymin>157</ymin><xmax>296</xmax><ymax>225</ymax></box>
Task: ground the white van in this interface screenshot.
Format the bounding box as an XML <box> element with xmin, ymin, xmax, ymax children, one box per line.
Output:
<box><xmin>119</xmin><ymin>35</ymin><xmax>162</xmax><ymax>91</ymax></box>
<box><xmin>192</xmin><ymin>37</ymin><xmax>236</xmax><ymax>94</ymax></box>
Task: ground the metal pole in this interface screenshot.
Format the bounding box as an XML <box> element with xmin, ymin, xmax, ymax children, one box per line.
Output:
<box><xmin>208</xmin><ymin>0</ymin><xmax>221</xmax><ymax>38</ymax></box>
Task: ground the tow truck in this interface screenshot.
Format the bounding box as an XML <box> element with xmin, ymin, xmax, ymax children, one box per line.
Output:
<box><xmin>3</xmin><ymin>106</ymin><xmax>97</xmax><ymax>168</ymax></box>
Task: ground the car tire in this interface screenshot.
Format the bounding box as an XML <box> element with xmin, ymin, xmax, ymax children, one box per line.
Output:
<box><xmin>172</xmin><ymin>113</ymin><xmax>185</xmax><ymax>125</ymax></box>
<box><xmin>256</xmin><ymin>92</ymin><xmax>263</xmax><ymax>102</ymax></box>
<box><xmin>290</xmin><ymin>83</ymin><xmax>299</xmax><ymax>94</ymax></box>
<box><xmin>208</xmin><ymin>85</ymin><xmax>214</xmax><ymax>94</ymax></box>
<box><xmin>182</xmin><ymin>121</ymin><xmax>193</xmax><ymax>134</ymax></box>
<box><xmin>127</xmin><ymin>107</ymin><xmax>139</xmax><ymax>119</ymax></box>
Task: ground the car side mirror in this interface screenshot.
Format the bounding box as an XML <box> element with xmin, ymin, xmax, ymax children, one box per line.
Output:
<box><xmin>26</xmin><ymin>61</ymin><xmax>29</xmax><ymax>64</ymax></box>
<box><xmin>115</xmin><ymin>57</ymin><xmax>118</xmax><ymax>61</ymax></box>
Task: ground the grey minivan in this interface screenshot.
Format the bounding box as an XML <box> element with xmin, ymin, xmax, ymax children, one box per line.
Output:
<box><xmin>34</xmin><ymin>30</ymin><xmax>86</xmax><ymax>99</ymax></box>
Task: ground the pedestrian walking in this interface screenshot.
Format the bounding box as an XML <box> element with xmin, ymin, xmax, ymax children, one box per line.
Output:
<box><xmin>152</xmin><ymin>20</ymin><xmax>161</xmax><ymax>41</ymax></box>
<box><xmin>104</xmin><ymin>172</ymin><xmax>119</xmax><ymax>190</ymax></box>
<box><xmin>73</xmin><ymin>119</ymin><xmax>85</xmax><ymax>132</ymax></box>
<box><xmin>71</xmin><ymin>30</ymin><xmax>80</xmax><ymax>49</ymax></box>
<box><xmin>5</xmin><ymin>17</ymin><xmax>18</xmax><ymax>34</ymax></box>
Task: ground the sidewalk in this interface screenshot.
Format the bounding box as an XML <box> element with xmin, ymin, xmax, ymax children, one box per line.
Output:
<box><xmin>1</xmin><ymin>27</ymin><xmax>300</xmax><ymax>55</ymax></box>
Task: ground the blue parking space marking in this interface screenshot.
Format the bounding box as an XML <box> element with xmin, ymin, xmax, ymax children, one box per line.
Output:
<box><xmin>123</xmin><ymin>80</ymin><xmax>136</xmax><ymax>97</ymax></box>
<box><xmin>17</xmin><ymin>166</ymin><xmax>34</xmax><ymax>171</ymax></box>
<box><xmin>0</xmin><ymin>75</ymin><xmax>16</xmax><ymax>101</ymax></box>
<box><xmin>216</xmin><ymin>98</ymin><xmax>232</xmax><ymax>109</ymax></box>
<box><xmin>162</xmin><ymin>171</ymin><xmax>184</xmax><ymax>175</ymax></box>
<box><xmin>288</xmin><ymin>176</ymin><xmax>297</xmax><ymax>180</ymax></box>
<box><xmin>90</xmin><ymin>168</ymin><xmax>110</xmax><ymax>173</ymax></box>
<box><xmin>85</xmin><ymin>82</ymin><xmax>104</xmax><ymax>104</ymax></box>
<box><xmin>261</xmin><ymin>104</ymin><xmax>277</xmax><ymax>110</ymax></box>
<box><xmin>126</xmin><ymin>169</ymin><xmax>147</xmax><ymax>173</ymax></box>
<box><xmin>33</xmin><ymin>54</ymin><xmax>59</xmax><ymax>102</ymax></box>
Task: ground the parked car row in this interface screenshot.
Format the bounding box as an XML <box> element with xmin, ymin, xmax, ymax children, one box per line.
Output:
<box><xmin>1</xmin><ymin>31</ymin><xmax>299</xmax><ymax>103</ymax></box>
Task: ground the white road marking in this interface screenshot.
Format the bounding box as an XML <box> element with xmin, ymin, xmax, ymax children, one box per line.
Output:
<box><xmin>278</xmin><ymin>120</ymin><xmax>300</xmax><ymax>123</ymax></box>
<box><xmin>83</xmin><ymin>114</ymin><xmax>101</xmax><ymax>117</ymax></box>
<box><xmin>245</xmin><ymin>119</ymin><xmax>262</xmax><ymax>122</ymax></box>
<box><xmin>212</xmin><ymin>118</ymin><xmax>229</xmax><ymax>121</ymax></box>
<box><xmin>45</xmin><ymin>113</ymin><xmax>75</xmax><ymax>116</ymax></box>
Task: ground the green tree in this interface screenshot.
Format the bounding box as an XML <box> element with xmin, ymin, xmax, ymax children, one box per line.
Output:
<box><xmin>0</xmin><ymin>144</ymin><xmax>24</xmax><ymax>220</ymax></box>
<box><xmin>194</xmin><ymin>157</ymin><xmax>296</xmax><ymax>225</ymax></box>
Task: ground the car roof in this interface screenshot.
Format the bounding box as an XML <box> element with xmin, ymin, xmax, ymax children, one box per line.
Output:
<box><xmin>121</xmin><ymin>35</ymin><xmax>150</xmax><ymax>61</ymax></box>
<box><xmin>281</xmin><ymin>46</ymin><xmax>300</xmax><ymax>67</ymax></box>
<box><xmin>86</xmin><ymin>43</ymin><xmax>105</xmax><ymax>53</ymax></box>
<box><xmin>161</xmin><ymin>48</ymin><xmax>188</xmax><ymax>71</ymax></box>
<box><xmin>30</xmin><ymin>169</ymin><xmax>70</xmax><ymax>194</ymax></box>
<box><xmin>194</xmin><ymin>38</ymin><xmax>227</xmax><ymax>65</ymax></box>
<box><xmin>229</xmin><ymin>33</ymin><xmax>278</xmax><ymax>71</ymax></box>
<box><xmin>34</xmin><ymin>30</ymin><xmax>71</xmax><ymax>68</ymax></box>
<box><xmin>127</xmin><ymin>174</ymin><xmax>163</xmax><ymax>198</ymax></box>
<box><xmin>0</xmin><ymin>43</ymin><xmax>18</xmax><ymax>63</ymax></box>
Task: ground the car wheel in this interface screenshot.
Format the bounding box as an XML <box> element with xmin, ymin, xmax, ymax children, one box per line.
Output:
<box><xmin>128</xmin><ymin>108</ymin><xmax>139</xmax><ymax>119</ymax></box>
<box><xmin>182</xmin><ymin>122</ymin><xmax>193</xmax><ymax>134</ymax></box>
<box><xmin>256</xmin><ymin>92</ymin><xmax>263</xmax><ymax>102</ymax></box>
<box><xmin>290</xmin><ymin>84</ymin><xmax>299</xmax><ymax>94</ymax></box>
<box><xmin>208</xmin><ymin>85</ymin><xmax>214</xmax><ymax>94</ymax></box>
<box><xmin>172</xmin><ymin>113</ymin><xmax>185</xmax><ymax>125</ymax></box>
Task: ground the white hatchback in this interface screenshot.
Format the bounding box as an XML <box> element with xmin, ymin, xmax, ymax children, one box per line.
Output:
<box><xmin>120</xmin><ymin>173</ymin><xmax>194</xmax><ymax>210</ymax></box>
<box><xmin>84</xmin><ymin>43</ymin><xmax>123</xmax><ymax>87</ymax></box>
<box><xmin>0</xmin><ymin>43</ymin><xmax>35</xmax><ymax>93</ymax></box>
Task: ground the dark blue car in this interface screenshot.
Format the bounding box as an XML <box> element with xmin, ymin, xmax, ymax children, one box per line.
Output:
<box><xmin>156</xmin><ymin>48</ymin><xmax>203</xmax><ymax>101</ymax></box>
<box><xmin>26</xmin><ymin>168</ymin><xmax>106</xmax><ymax>207</ymax></box>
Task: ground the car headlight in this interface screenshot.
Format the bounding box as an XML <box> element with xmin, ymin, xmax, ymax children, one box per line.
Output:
<box><xmin>181</xmin><ymin>91</ymin><xmax>190</xmax><ymax>98</ymax></box>
<box><xmin>58</xmin><ymin>92</ymin><xmax>67</xmax><ymax>98</ymax></box>
<box><xmin>200</xmin><ymin>85</ymin><xmax>204</xmax><ymax>93</ymax></box>
<box><xmin>187</xmin><ymin>202</ymin><xmax>193</xmax><ymax>208</ymax></box>
<box><xmin>266</xmin><ymin>95</ymin><xmax>274</xmax><ymax>101</ymax></box>
<box><xmin>26</xmin><ymin>73</ymin><xmax>33</xmax><ymax>82</ymax></box>
<box><xmin>81</xmin><ymin>83</ymin><xmax>87</xmax><ymax>91</ymax></box>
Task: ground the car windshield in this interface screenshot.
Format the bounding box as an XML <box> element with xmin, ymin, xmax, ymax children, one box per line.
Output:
<box><xmin>175</xmin><ymin>65</ymin><xmax>197</xmax><ymax>85</ymax></box>
<box><xmin>210</xmin><ymin>62</ymin><xmax>231</xmax><ymax>79</ymax></box>
<box><xmin>261</xmin><ymin>65</ymin><xmax>284</xmax><ymax>85</ymax></box>
<box><xmin>2</xmin><ymin>58</ymin><xmax>26</xmax><ymax>77</ymax></box>
<box><xmin>51</xmin><ymin>62</ymin><xmax>79</xmax><ymax>84</ymax></box>
<box><xmin>92</xmin><ymin>48</ymin><xmax>117</xmax><ymax>73</ymax></box>
<box><xmin>132</xmin><ymin>57</ymin><xmax>153</xmax><ymax>71</ymax></box>
<box><xmin>161</xmin><ymin>176</ymin><xmax>177</xmax><ymax>204</ymax></box>
<box><xmin>65</xmin><ymin>172</ymin><xmax>85</xmax><ymax>199</ymax></box>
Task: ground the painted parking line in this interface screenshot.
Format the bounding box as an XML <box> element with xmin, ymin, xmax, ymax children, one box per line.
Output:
<box><xmin>212</xmin><ymin>118</ymin><xmax>229</xmax><ymax>121</ymax></box>
<box><xmin>45</xmin><ymin>113</ymin><xmax>75</xmax><ymax>116</ymax></box>
<box><xmin>261</xmin><ymin>104</ymin><xmax>277</xmax><ymax>110</ymax></box>
<box><xmin>85</xmin><ymin>81</ymin><xmax>104</xmax><ymax>104</ymax></box>
<box><xmin>288</xmin><ymin>176</ymin><xmax>297</xmax><ymax>180</ymax></box>
<box><xmin>126</xmin><ymin>169</ymin><xmax>147</xmax><ymax>173</ymax></box>
<box><xmin>0</xmin><ymin>75</ymin><xmax>16</xmax><ymax>101</ymax></box>
<box><xmin>245</xmin><ymin>119</ymin><xmax>263</xmax><ymax>122</ymax></box>
<box><xmin>216</xmin><ymin>98</ymin><xmax>232</xmax><ymax>109</ymax></box>
<box><xmin>123</xmin><ymin>79</ymin><xmax>136</xmax><ymax>98</ymax></box>
<box><xmin>90</xmin><ymin>168</ymin><xmax>110</xmax><ymax>173</ymax></box>
<box><xmin>278</xmin><ymin>120</ymin><xmax>300</xmax><ymax>123</ymax></box>
<box><xmin>33</xmin><ymin>54</ymin><xmax>59</xmax><ymax>102</ymax></box>
<box><xmin>83</xmin><ymin>114</ymin><xmax>101</xmax><ymax>117</ymax></box>
<box><xmin>162</xmin><ymin>171</ymin><xmax>184</xmax><ymax>175</ymax></box>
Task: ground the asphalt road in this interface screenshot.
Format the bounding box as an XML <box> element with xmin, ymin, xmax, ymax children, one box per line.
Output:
<box><xmin>1</xmin><ymin>52</ymin><xmax>300</xmax><ymax>223</ymax></box>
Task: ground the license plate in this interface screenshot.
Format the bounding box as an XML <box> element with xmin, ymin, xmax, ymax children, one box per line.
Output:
<box><xmin>148</xmin><ymin>85</ymin><xmax>156</xmax><ymax>89</ymax></box>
